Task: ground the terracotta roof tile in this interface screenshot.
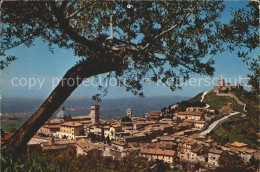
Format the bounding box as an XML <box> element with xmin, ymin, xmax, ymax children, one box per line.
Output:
<box><xmin>209</xmin><ymin>148</ymin><xmax>223</xmax><ymax>154</ymax></box>
<box><xmin>230</xmin><ymin>142</ymin><xmax>247</xmax><ymax>148</ymax></box>
<box><xmin>238</xmin><ymin>148</ymin><xmax>256</xmax><ymax>154</ymax></box>
<box><xmin>178</xmin><ymin>111</ymin><xmax>203</xmax><ymax>116</ymax></box>
<box><xmin>140</xmin><ymin>148</ymin><xmax>175</xmax><ymax>157</ymax></box>
<box><xmin>184</xmin><ymin>119</ymin><xmax>205</xmax><ymax>124</ymax></box>
<box><xmin>61</xmin><ymin>122</ymin><xmax>83</xmax><ymax>127</ymax></box>
<box><xmin>112</xmin><ymin>141</ymin><xmax>127</xmax><ymax>146</ymax></box>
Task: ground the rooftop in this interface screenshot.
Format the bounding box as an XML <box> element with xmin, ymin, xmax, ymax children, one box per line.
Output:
<box><xmin>238</xmin><ymin>147</ymin><xmax>256</xmax><ymax>154</ymax></box>
<box><xmin>47</xmin><ymin>118</ymin><xmax>64</xmax><ymax>124</ymax></box>
<box><xmin>209</xmin><ymin>148</ymin><xmax>223</xmax><ymax>155</ymax></box>
<box><xmin>76</xmin><ymin>138</ymin><xmax>90</xmax><ymax>148</ymax></box>
<box><xmin>229</xmin><ymin>147</ymin><xmax>239</xmax><ymax>154</ymax></box>
<box><xmin>148</xmin><ymin>111</ymin><xmax>162</xmax><ymax>114</ymax></box>
<box><xmin>56</xmin><ymin>106</ymin><xmax>71</xmax><ymax>119</ymax></box>
<box><xmin>43</xmin><ymin>125</ymin><xmax>60</xmax><ymax>129</ymax></box>
<box><xmin>61</xmin><ymin>122</ymin><xmax>83</xmax><ymax>127</ymax></box>
<box><xmin>82</xmin><ymin>147</ymin><xmax>95</xmax><ymax>153</ymax></box>
<box><xmin>184</xmin><ymin>119</ymin><xmax>205</xmax><ymax>124</ymax></box>
<box><xmin>192</xmin><ymin>145</ymin><xmax>204</xmax><ymax>153</ymax></box>
<box><xmin>112</xmin><ymin>141</ymin><xmax>127</xmax><ymax>146</ymax></box>
<box><xmin>71</xmin><ymin>116</ymin><xmax>91</xmax><ymax>120</ymax></box>
<box><xmin>178</xmin><ymin>111</ymin><xmax>203</xmax><ymax>116</ymax></box>
<box><xmin>230</xmin><ymin>142</ymin><xmax>247</xmax><ymax>148</ymax></box>
<box><xmin>140</xmin><ymin>148</ymin><xmax>175</xmax><ymax>157</ymax></box>
<box><xmin>205</xmin><ymin>139</ymin><xmax>213</xmax><ymax>143</ymax></box>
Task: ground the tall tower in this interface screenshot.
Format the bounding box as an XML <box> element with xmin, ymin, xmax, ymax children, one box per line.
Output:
<box><xmin>90</xmin><ymin>104</ymin><xmax>100</xmax><ymax>124</ymax></box>
<box><xmin>127</xmin><ymin>108</ymin><xmax>132</xmax><ymax>117</ymax></box>
<box><xmin>218</xmin><ymin>77</ymin><xmax>225</xmax><ymax>87</ymax></box>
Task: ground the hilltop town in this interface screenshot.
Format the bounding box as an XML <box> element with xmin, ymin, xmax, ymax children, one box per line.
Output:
<box><xmin>5</xmin><ymin>78</ymin><xmax>259</xmax><ymax>171</ymax></box>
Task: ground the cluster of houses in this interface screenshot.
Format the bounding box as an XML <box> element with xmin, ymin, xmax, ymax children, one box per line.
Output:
<box><xmin>28</xmin><ymin>98</ymin><xmax>258</xmax><ymax>170</ymax></box>
<box><xmin>24</xmin><ymin>78</ymin><xmax>257</xmax><ymax>170</ymax></box>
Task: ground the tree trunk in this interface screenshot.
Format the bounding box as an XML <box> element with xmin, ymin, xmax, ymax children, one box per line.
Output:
<box><xmin>8</xmin><ymin>55</ymin><xmax>126</xmax><ymax>154</ymax></box>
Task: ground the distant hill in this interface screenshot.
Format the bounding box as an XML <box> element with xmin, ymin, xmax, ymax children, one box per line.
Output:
<box><xmin>1</xmin><ymin>96</ymin><xmax>189</xmax><ymax>120</ymax></box>
<box><xmin>192</xmin><ymin>90</ymin><xmax>259</xmax><ymax>149</ymax></box>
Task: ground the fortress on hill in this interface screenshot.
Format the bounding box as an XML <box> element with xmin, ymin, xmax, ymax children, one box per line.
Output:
<box><xmin>213</xmin><ymin>77</ymin><xmax>243</xmax><ymax>94</ymax></box>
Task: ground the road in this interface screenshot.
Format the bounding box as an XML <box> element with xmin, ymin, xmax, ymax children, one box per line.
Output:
<box><xmin>201</xmin><ymin>91</ymin><xmax>210</xmax><ymax>109</ymax></box>
<box><xmin>200</xmin><ymin>91</ymin><xmax>209</xmax><ymax>102</ymax></box>
<box><xmin>200</xmin><ymin>111</ymin><xmax>240</xmax><ymax>135</ymax></box>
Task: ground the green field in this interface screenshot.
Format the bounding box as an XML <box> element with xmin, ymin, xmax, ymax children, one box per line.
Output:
<box><xmin>203</xmin><ymin>91</ymin><xmax>230</xmax><ymax>110</ymax></box>
<box><xmin>189</xmin><ymin>92</ymin><xmax>203</xmax><ymax>103</ymax></box>
<box><xmin>1</xmin><ymin>120</ymin><xmax>23</xmax><ymax>132</ymax></box>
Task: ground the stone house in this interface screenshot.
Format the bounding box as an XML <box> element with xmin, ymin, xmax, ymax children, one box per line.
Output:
<box><xmin>111</xmin><ymin>141</ymin><xmax>128</xmax><ymax>151</ymax></box>
<box><xmin>54</xmin><ymin>122</ymin><xmax>84</xmax><ymax>139</ymax></box>
<box><xmin>190</xmin><ymin>144</ymin><xmax>204</xmax><ymax>162</ymax></box>
<box><xmin>183</xmin><ymin>119</ymin><xmax>205</xmax><ymax>129</ymax></box>
<box><xmin>213</xmin><ymin>77</ymin><xmax>243</xmax><ymax>94</ymax></box>
<box><xmin>175</xmin><ymin>111</ymin><xmax>204</xmax><ymax>121</ymax></box>
<box><xmin>238</xmin><ymin>148</ymin><xmax>256</xmax><ymax>163</ymax></box>
<box><xmin>208</xmin><ymin>148</ymin><xmax>223</xmax><ymax>167</ymax></box>
<box><xmin>139</xmin><ymin>148</ymin><xmax>176</xmax><ymax>164</ymax></box>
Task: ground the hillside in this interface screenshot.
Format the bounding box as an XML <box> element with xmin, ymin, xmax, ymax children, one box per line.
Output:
<box><xmin>197</xmin><ymin>90</ymin><xmax>260</xmax><ymax>149</ymax></box>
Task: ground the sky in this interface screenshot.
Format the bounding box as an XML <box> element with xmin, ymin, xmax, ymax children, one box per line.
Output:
<box><xmin>1</xmin><ymin>1</ymin><xmax>258</xmax><ymax>100</ymax></box>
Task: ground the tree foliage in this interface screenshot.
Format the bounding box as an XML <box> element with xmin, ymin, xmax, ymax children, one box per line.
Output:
<box><xmin>121</xmin><ymin>116</ymin><xmax>132</xmax><ymax>122</ymax></box>
<box><xmin>247</xmin><ymin>58</ymin><xmax>260</xmax><ymax>95</ymax></box>
<box><xmin>1</xmin><ymin>146</ymin><xmax>154</xmax><ymax>172</ymax></box>
<box><xmin>1</xmin><ymin>1</ymin><xmax>258</xmax><ymax>96</ymax></box>
<box><xmin>218</xmin><ymin>151</ymin><xmax>246</xmax><ymax>171</ymax></box>
<box><xmin>2</xmin><ymin>1</ymin><xmax>228</xmax><ymax>96</ymax></box>
<box><xmin>1</xmin><ymin>0</ymin><xmax>259</xmax><ymax>155</ymax></box>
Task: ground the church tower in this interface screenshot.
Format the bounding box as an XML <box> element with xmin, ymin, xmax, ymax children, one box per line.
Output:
<box><xmin>90</xmin><ymin>104</ymin><xmax>100</xmax><ymax>124</ymax></box>
<box><xmin>127</xmin><ymin>108</ymin><xmax>132</xmax><ymax>117</ymax></box>
<box><xmin>218</xmin><ymin>77</ymin><xmax>225</xmax><ymax>87</ymax></box>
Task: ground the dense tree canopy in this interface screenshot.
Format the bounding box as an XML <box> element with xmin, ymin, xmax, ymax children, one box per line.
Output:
<box><xmin>218</xmin><ymin>151</ymin><xmax>246</xmax><ymax>171</ymax></box>
<box><xmin>2</xmin><ymin>1</ymin><xmax>258</xmax><ymax>96</ymax></box>
<box><xmin>121</xmin><ymin>116</ymin><xmax>132</xmax><ymax>122</ymax></box>
<box><xmin>1</xmin><ymin>1</ymin><xmax>225</xmax><ymax>94</ymax></box>
<box><xmin>1</xmin><ymin>1</ymin><xmax>258</xmax><ymax>153</ymax></box>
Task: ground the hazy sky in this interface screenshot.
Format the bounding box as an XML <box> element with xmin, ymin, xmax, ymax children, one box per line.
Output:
<box><xmin>1</xmin><ymin>1</ymin><xmax>258</xmax><ymax>99</ymax></box>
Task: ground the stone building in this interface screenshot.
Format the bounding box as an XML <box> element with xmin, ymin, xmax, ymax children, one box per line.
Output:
<box><xmin>213</xmin><ymin>77</ymin><xmax>243</xmax><ymax>94</ymax></box>
<box><xmin>145</xmin><ymin>111</ymin><xmax>162</xmax><ymax>120</ymax></box>
<box><xmin>89</xmin><ymin>104</ymin><xmax>100</xmax><ymax>125</ymax></box>
<box><xmin>175</xmin><ymin>111</ymin><xmax>204</xmax><ymax>121</ymax></box>
<box><xmin>208</xmin><ymin>148</ymin><xmax>223</xmax><ymax>167</ymax></box>
<box><xmin>36</xmin><ymin>106</ymin><xmax>71</xmax><ymax>136</ymax></box>
<box><xmin>36</xmin><ymin>105</ymin><xmax>101</xmax><ymax>137</ymax></box>
<box><xmin>127</xmin><ymin>108</ymin><xmax>132</xmax><ymax>117</ymax></box>
<box><xmin>139</xmin><ymin>148</ymin><xmax>176</xmax><ymax>164</ymax></box>
<box><xmin>54</xmin><ymin>122</ymin><xmax>84</xmax><ymax>139</ymax></box>
<box><xmin>111</xmin><ymin>141</ymin><xmax>128</xmax><ymax>151</ymax></box>
<box><xmin>183</xmin><ymin>119</ymin><xmax>205</xmax><ymax>129</ymax></box>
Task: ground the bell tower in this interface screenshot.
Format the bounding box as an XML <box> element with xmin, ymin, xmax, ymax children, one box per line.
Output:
<box><xmin>218</xmin><ymin>77</ymin><xmax>225</xmax><ymax>87</ymax></box>
<box><xmin>90</xmin><ymin>104</ymin><xmax>100</xmax><ymax>124</ymax></box>
<box><xmin>127</xmin><ymin>108</ymin><xmax>132</xmax><ymax>117</ymax></box>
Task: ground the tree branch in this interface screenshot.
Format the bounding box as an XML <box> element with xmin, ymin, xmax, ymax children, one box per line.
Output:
<box><xmin>8</xmin><ymin>55</ymin><xmax>127</xmax><ymax>153</ymax></box>
<box><xmin>142</xmin><ymin>14</ymin><xmax>191</xmax><ymax>50</ymax></box>
<box><xmin>49</xmin><ymin>2</ymin><xmax>102</xmax><ymax>51</ymax></box>
<box><xmin>67</xmin><ymin>2</ymin><xmax>97</xmax><ymax>20</ymax></box>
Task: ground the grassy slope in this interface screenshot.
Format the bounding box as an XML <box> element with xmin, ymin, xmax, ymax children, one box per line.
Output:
<box><xmin>1</xmin><ymin>120</ymin><xmax>23</xmax><ymax>132</ymax></box>
<box><xmin>190</xmin><ymin>91</ymin><xmax>244</xmax><ymax>112</ymax></box>
<box><xmin>189</xmin><ymin>92</ymin><xmax>203</xmax><ymax>103</ymax></box>
<box><xmin>205</xmin><ymin>90</ymin><xmax>259</xmax><ymax>149</ymax></box>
